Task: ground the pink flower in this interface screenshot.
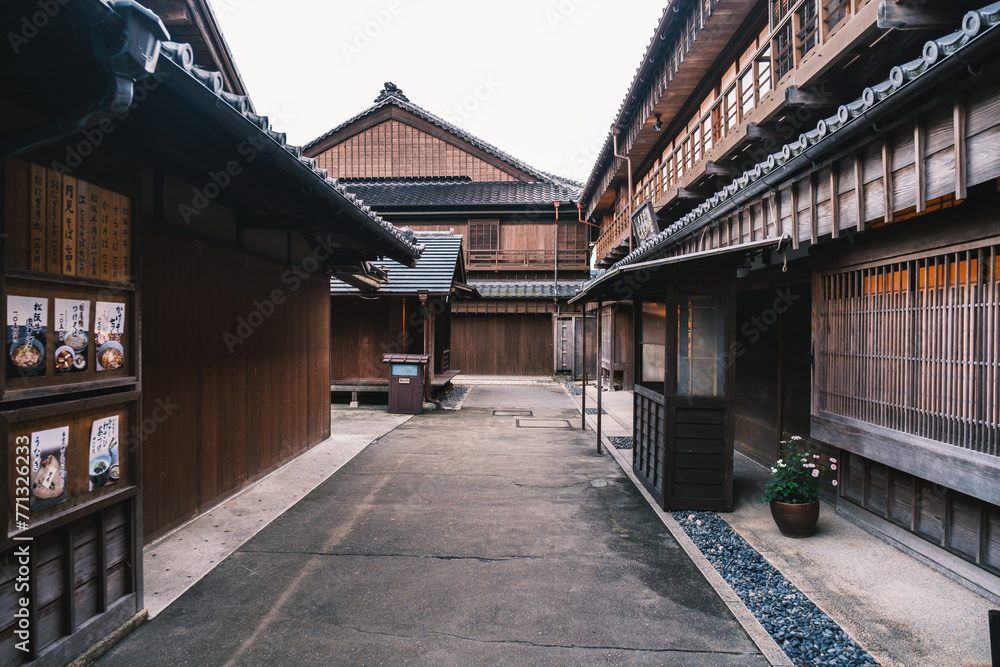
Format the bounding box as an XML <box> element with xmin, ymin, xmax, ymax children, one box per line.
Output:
<box><xmin>831</xmin><ymin>479</ymin><xmax>838</xmax><ymax>486</ymax></box>
<box><xmin>830</xmin><ymin>464</ymin><xmax>837</xmax><ymax>471</ymax></box>
<box><xmin>829</xmin><ymin>458</ymin><xmax>837</xmax><ymax>464</ymax></box>
<box><xmin>813</xmin><ymin>454</ymin><xmax>820</xmax><ymax>459</ymax></box>
<box><xmin>812</xmin><ymin>469</ymin><xmax>820</xmax><ymax>477</ymax></box>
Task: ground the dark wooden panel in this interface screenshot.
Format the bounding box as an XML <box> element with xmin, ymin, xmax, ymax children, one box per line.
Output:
<box><xmin>916</xmin><ymin>479</ymin><xmax>946</xmax><ymax>543</ymax></box>
<box><xmin>948</xmin><ymin>494</ymin><xmax>980</xmax><ymax>559</ymax></box>
<box><xmin>141</xmin><ymin>228</ymin><xmax>330</xmax><ymax>541</ymax></box>
<box><xmin>451</xmin><ymin>314</ymin><xmax>553</xmax><ymax>375</ymax></box>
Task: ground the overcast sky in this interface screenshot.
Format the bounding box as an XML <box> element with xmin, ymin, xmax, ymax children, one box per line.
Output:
<box><xmin>207</xmin><ymin>0</ymin><xmax>668</xmax><ymax>184</ymax></box>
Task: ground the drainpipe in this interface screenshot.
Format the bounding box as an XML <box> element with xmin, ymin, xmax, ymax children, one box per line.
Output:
<box><xmin>612</xmin><ymin>127</ymin><xmax>634</xmax><ymax>253</ymax></box>
<box><xmin>990</xmin><ymin>609</ymin><xmax>999</xmax><ymax>667</ymax></box>
<box><xmin>0</xmin><ymin>1</ymin><xmax>169</xmax><ymax>162</ymax></box>
<box><xmin>554</xmin><ymin>200</ymin><xmax>560</xmax><ymax>290</ymax></box>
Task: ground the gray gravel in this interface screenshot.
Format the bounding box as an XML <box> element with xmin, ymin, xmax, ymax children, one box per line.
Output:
<box><xmin>673</xmin><ymin>512</ymin><xmax>878</xmax><ymax>666</ymax></box>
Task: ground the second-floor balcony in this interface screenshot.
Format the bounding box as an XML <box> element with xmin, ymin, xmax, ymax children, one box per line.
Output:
<box><xmin>466</xmin><ymin>248</ymin><xmax>589</xmax><ymax>271</ymax></box>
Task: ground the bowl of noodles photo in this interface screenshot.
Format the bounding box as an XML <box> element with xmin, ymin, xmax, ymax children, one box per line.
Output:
<box><xmin>97</xmin><ymin>341</ymin><xmax>124</xmax><ymax>370</ymax></box>
<box><xmin>64</xmin><ymin>330</ymin><xmax>87</xmax><ymax>351</ymax></box>
<box><xmin>10</xmin><ymin>338</ymin><xmax>44</xmax><ymax>370</ymax></box>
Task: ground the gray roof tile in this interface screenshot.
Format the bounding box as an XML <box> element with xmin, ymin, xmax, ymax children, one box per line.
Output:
<box><xmin>331</xmin><ymin>232</ymin><xmax>463</xmax><ymax>295</ymax></box>
<box><xmin>340</xmin><ymin>177</ymin><xmax>581</xmax><ymax>208</ymax></box>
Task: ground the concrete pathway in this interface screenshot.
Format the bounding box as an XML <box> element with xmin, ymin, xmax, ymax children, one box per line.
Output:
<box><xmin>99</xmin><ymin>385</ymin><xmax>774</xmax><ymax>665</ymax></box>
<box><xmin>568</xmin><ymin>381</ymin><xmax>998</xmax><ymax>667</ymax></box>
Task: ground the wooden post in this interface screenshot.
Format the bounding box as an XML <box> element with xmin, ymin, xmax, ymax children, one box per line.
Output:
<box><xmin>581</xmin><ymin>307</ymin><xmax>587</xmax><ymax>430</ymax></box>
<box><xmin>597</xmin><ymin>300</ymin><xmax>603</xmax><ymax>454</ymax></box>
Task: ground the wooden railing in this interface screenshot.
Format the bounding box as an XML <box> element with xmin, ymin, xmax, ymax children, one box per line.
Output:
<box><xmin>629</xmin><ymin>0</ymin><xmax>876</xmax><ymax>215</ymax></box>
<box><xmin>466</xmin><ymin>248</ymin><xmax>588</xmax><ymax>270</ymax></box>
<box><xmin>595</xmin><ymin>208</ymin><xmax>632</xmax><ymax>266</ymax></box>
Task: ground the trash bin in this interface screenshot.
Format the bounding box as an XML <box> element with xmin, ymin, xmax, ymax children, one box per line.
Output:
<box><xmin>382</xmin><ymin>354</ymin><xmax>430</xmax><ymax>414</ymax></box>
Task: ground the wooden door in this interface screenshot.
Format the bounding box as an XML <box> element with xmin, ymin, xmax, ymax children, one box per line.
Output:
<box><xmin>554</xmin><ymin>316</ymin><xmax>575</xmax><ymax>373</ymax></box>
<box><xmin>663</xmin><ymin>278</ymin><xmax>736</xmax><ymax>511</ymax></box>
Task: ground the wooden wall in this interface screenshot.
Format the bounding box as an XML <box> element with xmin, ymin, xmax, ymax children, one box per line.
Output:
<box><xmin>451</xmin><ymin>314</ymin><xmax>552</xmax><ymax>375</ymax></box>
<box><xmin>329</xmin><ymin>296</ymin><xmax>409</xmax><ymax>382</ymax></box>
<box><xmin>313</xmin><ymin>120</ymin><xmax>519</xmax><ymax>182</ymax></box>
<box><xmin>140</xmin><ymin>227</ymin><xmax>331</xmax><ymax>542</ymax></box>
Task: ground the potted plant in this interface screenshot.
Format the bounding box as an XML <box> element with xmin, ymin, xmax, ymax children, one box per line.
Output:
<box><xmin>760</xmin><ymin>436</ymin><xmax>838</xmax><ymax>537</ymax></box>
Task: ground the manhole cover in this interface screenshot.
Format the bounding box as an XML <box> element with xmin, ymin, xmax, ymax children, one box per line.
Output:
<box><xmin>494</xmin><ymin>409</ymin><xmax>533</xmax><ymax>417</ymax></box>
<box><xmin>591</xmin><ymin>479</ymin><xmax>608</xmax><ymax>488</ymax></box>
<box><xmin>515</xmin><ymin>419</ymin><xmax>573</xmax><ymax>429</ymax></box>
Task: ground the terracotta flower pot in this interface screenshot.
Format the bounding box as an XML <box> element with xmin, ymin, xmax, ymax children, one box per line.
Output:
<box><xmin>769</xmin><ymin>500</ymin><xmax>820</xmax><ymax>537</ymax></box>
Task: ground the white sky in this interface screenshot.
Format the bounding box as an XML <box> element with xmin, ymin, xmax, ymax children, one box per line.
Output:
<box><xmin>207</xmin><ymin>0</ymin><xmax>668</xmax><ymax>184</ymax></box>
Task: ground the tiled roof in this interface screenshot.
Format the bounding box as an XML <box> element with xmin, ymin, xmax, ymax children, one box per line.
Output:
<box><xmin>305</xmin><ymin>83</ymin><xmax>582</xmax><ymax>191</ymax></box>
<box><xmin>331</xmin><ymin>232</ymin><xmax>463</xmax><ymax>295</ymax></box>
<box><xmin>339</xmin><ymin>177</ymin><xmax>582</xmax><ymax>208</ymax></box>
<box><xmin>149</xmin><ymin>43</ymin><xmax>422</xmax><ymax>262</ymax></box>
<box><xmin>471</xmin><ymin>281</ymin><xmax>587</xmax><ymax>300</ymax></box>
<box><xmin>608</xmin><ymin>1</ymin><xmax>1000</xmax><ymax>273</ymax></box>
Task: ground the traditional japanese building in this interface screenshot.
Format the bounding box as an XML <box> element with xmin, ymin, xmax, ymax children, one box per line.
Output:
<box><xmin>0</xmin><ymin>0</ymin><xmax>420</xmax><ymax>663</ymax></box>
<box><xmin>329</xmin><ymin>230</ymin><xmax>476</xmax><ymax>402</ymax></box>
<box><xmin>574</xmin><ymin>0</ymin><xmax>1000</xmax><ymax>597</ymax></box>
<box><xmin>303</xmin><ymin>85</ymin><xmax>593</xmax><ymax>378</ymax></box>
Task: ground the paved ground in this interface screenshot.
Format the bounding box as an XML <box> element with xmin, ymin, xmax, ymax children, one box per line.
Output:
<box><xmin>99</xmin><ymin>386</ymin><xmax>770</xmax><ymax>665</ymax></box>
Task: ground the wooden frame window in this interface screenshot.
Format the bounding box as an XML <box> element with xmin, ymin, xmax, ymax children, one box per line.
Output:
<box><xmin>818</xmin><ymin>243</ymin><xmax>1000</xmax><ymax>455</ymax></box>
<box><xmin>468</xmin><ymin>220</ymin><xmax>499</xmax><ymax>251</ymax></box>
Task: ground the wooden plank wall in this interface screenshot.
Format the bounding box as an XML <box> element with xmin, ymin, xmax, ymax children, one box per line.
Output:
<box><xmin>329</xmin><ymin>296</ymin><xmax>407</xmax><ymax>382</ymax></box>
<box><xmin>668</xmin><ymin>77</ymin><xmax>1000</xmax><ymax>256</ymax></box>
<box><xmin>451</xmin><ymin>314</ymin><xmax>552</xmax><ymax>375</ymax></box>
<box><xmin>140</xmin><ymin>227</ymin><xmax>331</xmax><ymax>541</ymax></box>
<box><xmin>841</xmin><ymin>451</ymin><xmax>1000</xmax><ymax>576</ymax></box>
<box><xmin>313</xmin><ymin>120</ymin><xmax>519</xmax><ymax>182</ymax></box>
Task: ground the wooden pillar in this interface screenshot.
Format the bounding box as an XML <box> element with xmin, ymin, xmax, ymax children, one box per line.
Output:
<box><xmin>597</xmin><ymin>300</ymin><xmax>603</xmax><ymax>454</ymax></box>
<box><xmin>581</xmin><ymin>307</ymin><xmax>587</xmax><ymax>430</ymax></box>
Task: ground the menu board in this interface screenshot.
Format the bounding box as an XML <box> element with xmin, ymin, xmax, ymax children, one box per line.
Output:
<box><xmin>7</xmin><ymin>295</ymin><xmax>47</xmax><ymax>379</ymax></box>
<box><xmin>20</xmin><ymin>164</ymin><xmax>131</xmax><ymax>283</ymax></box>
<box><xmin>30</xmin><ymin>425</ymin><xmax>68</xmax><ymax>512</ymax></box>
<box><xmin>94</xmin><ymin>301</ymin><xmax>125</xmax><ymax>371</ymax></box>
<box><xmin>88</xmin><ymin>415</ymin><xmax>119</xmax><ymax>491</ymax></box>
<box><xmin>53</xmin><ymin>298</ymin><xmax>89</xmax><ymax>374</ymax></box>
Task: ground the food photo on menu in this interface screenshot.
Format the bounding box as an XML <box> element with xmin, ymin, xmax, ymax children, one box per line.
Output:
<box><xmin>30</xmin><ymin>425</ymin><xmax>69</xmax><ymax>512</ymax></box>
<box><xmin>94</xmin><ymin>301</ymin><xmax>125</xmax><ymax>372</ymax></box>
<box><xmin>7</xmin><ymin>294</ymin><xmax>48</xmax><ymax>379</ymax></box>
<box><xmin>54</xmin><ymin>299</ymin><xmax>89</xmax><ymax>374</ymax></box>
<box><xmin>88</xmin><ymin>415</ymin><xmax>120</xmax><ymax>491</ymax></box>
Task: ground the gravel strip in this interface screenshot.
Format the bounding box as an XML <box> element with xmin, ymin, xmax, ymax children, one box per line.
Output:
<box><xmin>608</xmin><ymin>436</ymin><xmax>633</xmax><ymax>450</ymax></box>
<box><xmin>563</xmin><ymin>381</ymin><xmax>583</xmax><ymax>396</ymax></box>
<box><xmin>672</xmin><ymin>512</ymin><xmax>878</xmax><ymax>667</ymax></box>
<box><xmin>437</xmin><ymin>384</ymin><xmax>469</xmax><ymax>409</ymax></box>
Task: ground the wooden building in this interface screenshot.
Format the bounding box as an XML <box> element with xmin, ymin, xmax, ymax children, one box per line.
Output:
<box><xmin>303</xmin><ymin>85</ymin><xmax>593</xmax><ymax>377</ymax></box>
<box><xmin>330</xmin><ymin>231</ymin><xmax>474</xmax><ymax>401</ymax></box>
<box><xmin>0</xmin><ymin>0</ymin><xmax>420</xmax><ymax>663</ymax></box>
<box><xmin>575</xmin><ymin>0</ymin><xmax>1000</xmax><ymax>597</ymax></box>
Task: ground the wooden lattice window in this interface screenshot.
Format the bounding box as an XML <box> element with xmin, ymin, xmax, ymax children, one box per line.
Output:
<box><xmin>469</xmin><ymin>220</ymin><xmax>498</xmax><ymax>251</ymax></box>
<box><xmin>819</xmin><ymin>243</ymin><xmax>1000</xmax><ymax>455</ymax></box>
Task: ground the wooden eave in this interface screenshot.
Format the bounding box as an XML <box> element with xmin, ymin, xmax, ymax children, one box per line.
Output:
<box><xmin>302</xmin><ymin>105</ymin><xmax>538</xmax><ymax>183</ymax></box>
<box><xmin>148</xmin><ymin>0</ymin><xmax>252</xmax><ymax>100</ymax></box>
<box><xmin>585</xmin><ymin>0</ymin><xmax>762</xmax><ymax>217</ymax></box>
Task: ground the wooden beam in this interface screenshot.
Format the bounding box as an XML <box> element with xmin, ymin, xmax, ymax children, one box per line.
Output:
<box><xmin>854</xmin><ymin>151</ymin><xmax>865</xmax><ymax>233</ymax></box>
<box><xmin>785</xmin><ymin>85</ymin><xmax>833</xmax><ymax>108</ymax></box>
<box><xmin>810</xmin><ymin>172</ymin><xmax>818</xmax><ymax>244</ymax></box>
<box><xmin>677</xmin><ymin>187</ymin><xmax>714</xmax><ymax>200</ymax></box>
<box><xmin>877</xmin><ymin>0</ymin><xmax>965</xmax><ymax>30</ymax></box>
<box><xmin>705</xmin><ymin>160</ymin><xmax>741</xmax><ymax>177</ymax></box>
<box><xmin>915</xmin><ymin>119</ymin><xmax>926</xmax><ymax>214</ymax></box>
<box><xmin>882</xmin><ymin>140</ymin><xmax>894</xmax><ymax>223</ymax></box>
<box><xmin>746</xmin><ymin>122</ymin><xmax>783</xmax><ymax>141</ymax></box>
<box><xmin>954</xmin><ymin>98</ymin><xmax>967</xmax><ymax>200</ymax></box>
<box><xmin>791</xmin><ymin>183</ymin><xmax>800</xmax><ymax>250</ymax></box>
<box><xmin>830</xmin><ymin>165</ymin><xmax>840</xmax><ymax>239</ymax></box>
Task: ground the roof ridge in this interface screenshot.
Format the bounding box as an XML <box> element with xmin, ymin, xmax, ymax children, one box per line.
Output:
<box><xmin>304</xmin><ymin>83</ymin><xmax>583</xmax><ymax>190</ymax></box>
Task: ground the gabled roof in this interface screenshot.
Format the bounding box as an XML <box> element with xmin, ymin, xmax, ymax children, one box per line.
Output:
<box><xmin>331</xmin><ymin>231</ymin><xmax>465</xmax><ymax>296</ymax></box>
<box><xmin>339</xmin><ymin>177</ymin><xmax>582</xmax><ymax>208</ymax></box>
<box><xmin>305</xmin><ymin>83</ymin><xmax>582</xmax><ymax>191</ymax></box>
